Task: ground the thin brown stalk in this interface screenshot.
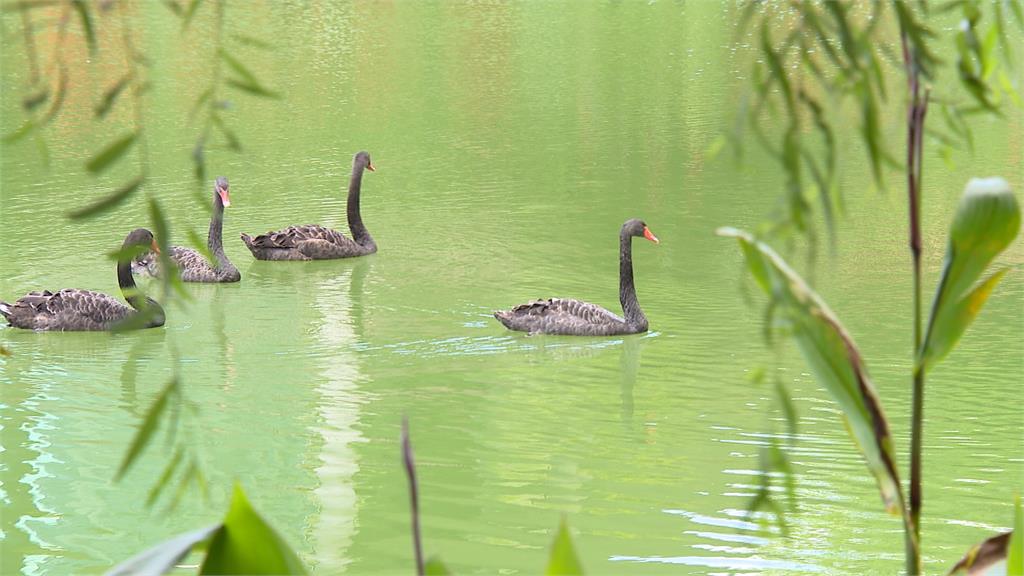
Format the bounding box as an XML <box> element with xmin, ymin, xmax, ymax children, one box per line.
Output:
<box><xmin>402</xmin><ymin>417</ymin><xmax>425</xmax><ymax>576</ymax></box>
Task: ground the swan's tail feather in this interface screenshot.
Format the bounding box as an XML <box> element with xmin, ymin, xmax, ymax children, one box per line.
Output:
<box><xmin>0</xmin><ymin>301</ymin><xmax>12</xmax><ymax>322</ymax></box>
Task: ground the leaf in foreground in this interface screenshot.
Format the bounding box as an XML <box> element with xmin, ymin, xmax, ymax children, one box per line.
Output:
<box><xmin>68</xmin><ymin>175</ymin><xmax>145</xmax><ymax>220</ymax></box>
<box><xmin>545</xmin><ymin>517</ymin><xmax>583</xmax><ymax>575</ymax></box>
<box><xmin>116</xmin><ymin>377</ymin><xmax>177</xmax><ymax>480</ymax></box>
<box><xmin>424</xmin><ymin>556</ymin><xmax>451</xmax><ymax>575</ymax></box>
<box><xmin>717</xmin><ymin>228</ymin><xmax>908</xmax><ymax>519</ymax></box>
<box><xmin>86</xmin><ymin>132</ymin><xmax>138</xmax><ymax>174</ymax></box>
<box><xmin>920</xmin><ymin>177</ymin><xmax>1020</xmax><ymax>371</ymax></box>
<box><xmin>105</xmin><ymin>524</ymin><xmax>220</xmax><ymax>576</ymax></box>
<box><xmin>199</xmin><ymin>484</ymin><xmax>308</xmax><ymax>575</ymax></box>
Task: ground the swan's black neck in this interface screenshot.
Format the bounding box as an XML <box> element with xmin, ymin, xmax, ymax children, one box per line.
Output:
<box><xmin>347</xmin><ymin>160</ymin><xmax>374</xmax><ymax>248</ymax></box>
<box><xmin>619</xmin><ymin>232</ymin><xmax>647</xmax><ymax>330</ymax></box>
<box><xmin>208</xmin><ymin>192</ymin><xmax>237</xmax><ymax>274</ymax></box>
<box><xmin>118</xmin><ymin>259</ymin><xmax>166</xmax><ymax>327</ymax></box>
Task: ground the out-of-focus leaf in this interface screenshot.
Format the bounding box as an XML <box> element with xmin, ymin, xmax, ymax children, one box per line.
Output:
<box><xmin>146</xmin><ymin>446</ymin><xmax>185</xmax><ymax>507</ymax></box>
<box><xmin>231</xmin><ymin>33</ymin><xmax>273</xmax><ymax>50</ymax></box>
<box><xmin>424</xmin><ymin>556</ymin><xmax>451</xmax><ymax>576</ymax></box>
<box><xmin>166</xmin><ymin>459</ymin><xmax>200</xmax><ymax>512</ymax></box>
<box><xmin>42</xmin><ymin>66</ymin><xmax>68</xmax><ymax>124</ymax></box>
<box><xmin>920</xmin><ymin>178</ymin><xmax>1021</xmax><ymax>370</ymax></box>
<box><xmin>199</xmin><ymin>484</ymin><xmax>308</xmax><ymax>575</ymax></box>
<box><xmin>189</xmin><ymin>86</ymin><xmax>213</xmax><ymax>123</ymax></box>
<box><xmin>211</xmin><ymin>114</ymin><xmax>241</xmax><ymax>151</ymax></box>
<box><xmin>225</xmin><ymin>78</ymin><xmax>280</xmax><ymax>99</ymax></box>
<box><xmin>0</xmin><ymin>345</ymin><xmax>12</xmax><ymax>357</ymax></box>
<box><xmin>1</xmin><ymin>0</ymin><xmax>60</xmax><ymax>12</ymax></box>
<box><xmin>148</xmin><ymin>197</ymin><xmax>190</xmax><ymax>302</ymax></box>
<box><xmin>717</xmin><ymin>227</ymin><xmax>909</xmax><ymax>523</ymax></box>
<box><xmin>105</xmin><ymin>523</ymin><xmax>221</xmax><ymax>576</ymax></box>
<box><xmin>116</xmin><ymin>377</ymin><xmax>177</xmax><ymax>480</ymax></box>
<box><xmin>86</xmin><ymin>132</ymin><xmax>138</xmax><ymax>174</ymax></box>
<box><xmin>161</xmin><ymin>0</ymin><xmax>182</xmax><ymax>16</ymax></box>
<box><xmin>22</xmin><ymin>86</ymin><xmax>49</xmax><ymax>111</ymax></box>
<box><xmin>106</xmin><ymin>242</ymin><xmax>154</xmax><ymax>262</ymax></box>
<box><xmin>3</xmin><ymin>119</ymin><xmax>36</xmax><ymax>143</ymax></box>
<box><xmin>182</xmin><ymin>0</ymin><xmax>202</xmax><ymax>30</ymax></box>
<box><xmin>220</xmin><ymin>49</ymin><xmax>267</xmax><ymax>91</ymax></box>
<box><xmin>545</xmin><ymin>517</ymin><xmax>583</xmax><ymax>576</ymax></box>
<box><xmin>186</xmin><ymin>228</ymin><xmax>216</xmax><ymax>266</ymax></box>
<box><xmin>71</xmin><ymin>0</ymin><xmax>96</xmax><ymax>54</ymax></box>
<box><xmin>761</xmin><ymin>24</ymin><xmax>794</xmax><ymax>112</ymax></box>
<box><xmin>68</xmin><ymin>175</ymin><xmax>145</xmax><ymax>220</ymax></box>
<box><xmin>96</xmin><ymin>74</ymin><xmax>133</xmax><ymax>118</ymax></box>
<box><xmin>860</xmin><ymin>83</ymin><xmax>884</xmax><ymax>188</ymax></box>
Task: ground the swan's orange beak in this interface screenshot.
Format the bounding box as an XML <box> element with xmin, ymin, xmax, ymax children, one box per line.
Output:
<box><xmin>643</xmin><ymin>226</ymin><xmax>659</xmax><ymax>244</ymax></box>
<box><xmin>217</xmin><ymin>184</ymin><xmax>231</xmax><ymax>207</ymax></box>
<box><xmin>150</xmin><ymin>239</ymin><xmax>161</xmax><ymax>254</ymax></box>
<box><xmin>366</xmin><ymin>161</ymin><xmax>375</xmax><ymax>172</ymax></box>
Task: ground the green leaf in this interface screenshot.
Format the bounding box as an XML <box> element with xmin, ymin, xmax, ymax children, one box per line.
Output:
<box><xmin>1011</xmin><ymin>495</ymin><xmax>1023</xmax><ymax>576</ymax></box>
<box><xmin>231</xmin><ymin>33</ymin><xmax>273</xmax><ymax>50</ymax></box>
<box><xmin>146</xmin><ymin>446</ymin><xmax>185</xmax><ymax>507</ymax></box>
<box><xmin>3</xmin><ymin>119</ymin><xmax>36</xmax><ymax>143</ymax></box>
<box><xmin>96</xmin><ymin>74</ymin><xmax>133</xmax><ymax>119</ymax></box>
<box><xmin>86</xmin><ymin>132</ymin><xmax>138</xmax><ymax>174</ymax></box>
<box><xmin>219</xmin><ymin>49</ymin><xmax>277</xmax><ymax>96</ymax></box>
<box><xmin>116</xmin><ymin>377</ymin><xmax>177</xmax><ymax>480</ymax></box>
<box><xmin>22</xmin><ymin>86</ymin><xmax>50</xmax><ymax>111</ymax></box>
<box><xmin>105</xmin><ymin>523</ymin><xmax>221</xmax><ymax>576</ymax></box>
<box><xmin>71</xmin><ymin>0</ymin><xmax>96</xmax><ymax>55</ymax></box>
<box><xmin>225</xmin><ymin>78</ymin><xmax>280</xmax><ymax>99</ymax></box>
<box><xmin>186</xmin><ymin>228</ymin><xmax>216</xmax><ymax>266</ymax></box>
<box><xmin>424</xmin><ymin>556</ymin><xmax>451</xmax><ymax>576</ymax></box>
<box><xmin>212</xmin><ymin>114</ymin><xmax>242</xmax><ymax>151</ymax></box>
<box><xmin>716</xmin><ymin>228</ymin><xmax>910</xmax><ymax>524</ymax></box>
<box><xmin>68</xmin><ymin>175</ymin><xmax>145</xmax><ymax>220</ymax></box>
<box><xmin>199</xmin><ymin>484</ymin><xmax>308</xmax><ymax>575</ymax></box>
<box><xmin>148</xmin><ymin>197</ymin><xmax>191</xmax><ymax>303</ymax></box>
<box><xmin>182</xmin><ymin>0</ymin><xmax>203</xmax><ymax>30</ymax></box>
<box><xmin>545</xmin><ymin>517</ymin><xmax>583</xmax><ymax>576</ymax></box>
<box><xmin>920</xmin><ymin>178</ymin><xmax>1021</xmax><ymax>370</ymax></box>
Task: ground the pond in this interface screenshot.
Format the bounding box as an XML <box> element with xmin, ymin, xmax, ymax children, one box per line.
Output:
<box><xmin>1</xmin><ymin>2</ymin><xmax>1021</xmax><ymax>574</ymax></box>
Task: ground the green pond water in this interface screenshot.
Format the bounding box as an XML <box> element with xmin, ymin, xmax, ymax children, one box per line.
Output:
<box><xmin>1</xmin><ymin>3</ymin><xmax>1022</xmax><ymax>575</ymax></box>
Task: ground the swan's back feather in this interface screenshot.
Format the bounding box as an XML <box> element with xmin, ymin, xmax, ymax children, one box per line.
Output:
<box><xmin>0</xmin><ymin>288</ymin><xmax>134</xmax><ymax>331</ymax></box>
<box><xmin>241</xmin><ymin>224</ymin><xmax>370</xmax><ymax>260</ymax></box>
<box><xmin>494</xmin><ymin>298</ymin><xmax>640</xmax><ymax>336</ymax></box>
<box><xmin>135</xmin><ymin>246</ymin><xmax>240</xmax><ymax>282</ymax></box>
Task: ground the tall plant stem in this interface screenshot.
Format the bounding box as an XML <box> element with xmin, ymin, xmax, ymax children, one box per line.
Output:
<box><xmin>901</xmin><ymin>27</ymin><xmax>929</xmax><ymax>576</ymax></box>
<box><xmin>402</xmin><ymin>417</ymin><xmax>425</xmax><ymax>576</ymax></box>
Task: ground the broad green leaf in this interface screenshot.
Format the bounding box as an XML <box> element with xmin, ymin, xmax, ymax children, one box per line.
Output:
<box><xmin>86</xmin><ymin>132</ymin><xmax>138</xmax><ymax>174</ymax></box>
<box><xmin>71</xmin><ymin>0</ymin><xmax>96</xmax><ymax>55</ymax></box>
<box><xmin>68</xmin><ymin>175</ymin><xmax>145</xmax><ymax>220</ymax></box>
<box><xmin>717</xmin><ymin>228</ymin><xmax>909</xmax><ymax>522</ymax></box>
<box><xmin>424</xmin><ymin>556</ymin><xmax>451</xmax><ymax>576</ymax></box>
<box><xmin>545</xmin><ymin>517</ymin><xmax>583</xmax><ymax>576</ymax></box>
<box><xmin>116</xmin><ymin>377</ymin><xmax>177</xmax><ymax>480</ymax></box>
<box><xmin>920</xmin><ymin>178</ymin><xmax>1020</xmax><ymax>370</ymax></box>
<box><xmin>199</xmin><ymin>484</ymin><xmax>308</xmax><ymax>575</ymax></box>
<box><xmin>105</xmin><ymin>523</ymin><xmax>221</xmax><ymax>576</ymax></box>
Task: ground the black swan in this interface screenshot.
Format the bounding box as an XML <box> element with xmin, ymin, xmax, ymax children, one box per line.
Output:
<box><xmin>133</xmin><ymin>176</ymin><xmax>240</xmax><ymax>282</ymax></box>
<box><xmin>494</xmin><ymin>219</ymin><xmax>659</xmax><ymax>336</ymax></box>
<box><xmin>240</xmin><ymin>151</ymin><xmax>376</xmax><ymax>260</ymax></box>
<box><xmin>1</xmin><ymin>228</ymin><xmax>166</xmax><ymax>331</ymax></box>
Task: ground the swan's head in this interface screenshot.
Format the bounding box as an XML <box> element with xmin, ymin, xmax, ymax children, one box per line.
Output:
<box><xmin>623</xmin><ymin>218</ymin><xmax>659</xmax><ymax>244</ymax></box>
<box><xmin>355</xmin><ymin>151</ymin><xmax>375</xmax><ymax>172</ymax></box>
<box><xmin>124</xmin><ymin>228</ymin><xmax>160</xmax><ymax>253</ymax></box>
<box><xmin>215</xmin><ymin>176</ymin><xmax>231</xmax><ymax>207</ymax></box>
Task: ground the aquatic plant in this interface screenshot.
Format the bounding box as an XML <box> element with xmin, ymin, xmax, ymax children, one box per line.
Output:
<box><xmin>721</xmin><ymin>1</ymin><xmax>1022</xmax><ymax>573</ymax></box>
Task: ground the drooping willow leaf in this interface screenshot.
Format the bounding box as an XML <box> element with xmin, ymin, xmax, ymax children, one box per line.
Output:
<box><xmin>717</xmin><ymin>227</ymin><xmax>910</xmax><ymax>526</ymax></box>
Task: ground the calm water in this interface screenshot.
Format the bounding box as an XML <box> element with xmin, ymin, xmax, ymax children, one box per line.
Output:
<box><xmin>1</xmin><ymin>3</ymin><xmax>1022</xmax><ymax>575</ymax></box>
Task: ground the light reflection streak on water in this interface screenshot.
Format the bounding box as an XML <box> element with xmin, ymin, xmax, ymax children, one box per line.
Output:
<box><xmin>309</xmin><ymin>264</ymin><xmax>368</xmax><ymax>573</ymax></box>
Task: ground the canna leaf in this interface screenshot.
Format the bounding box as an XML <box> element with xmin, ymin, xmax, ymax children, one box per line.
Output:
<box><xmin>545</xmin><ymin>517</ymin><xmax>583</xmax><ymax>576</ymax></box>
<box><xmin>86</xmin><ymin>132</ymin><xmax>138</xmax><ymax>174</ymax></box>
<box><xmin>199</xmin><ymin>484</ymin><xmax>308</xmax><ymax>575</ymax></box>
<box><xmin>717</xmin><ymin>227</ymin><xmax>910</xmax><ymax>525</ymax></box>
<box><xmin>920</xmin><ymin>178</ymin><xmax>1021</xmax><ymax>370</ymax></box>
<box><xmin>1011</xmin><ymin>495</ymin><xmax>1023</xmax><ymax>576</ymax></box>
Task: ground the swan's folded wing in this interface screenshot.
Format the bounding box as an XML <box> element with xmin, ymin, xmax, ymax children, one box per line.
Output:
<box><xmin>48</xmin><ymin>289</ymin><xmax>131</xmax><ymax>325</ymax></box>
<box><xmin>250</xmin><ymin>225</ymin><xmax>351</xmax><ymax>249</ymax></box>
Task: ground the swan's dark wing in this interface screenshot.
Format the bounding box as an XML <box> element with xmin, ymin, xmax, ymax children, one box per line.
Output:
<box><xmin>494</xmin><ymin>298</ymin><xmax>630</xmax><ymax>336</ymax></box>
<box><xmin>1</xmin><ymin>289</ymin><xmax>132</xmax><ymax>331</ymax></box>
<box><xmin>246</xmin><ymin>225</ymin><xmax>352</xmax><ymax>249</ymax></box>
